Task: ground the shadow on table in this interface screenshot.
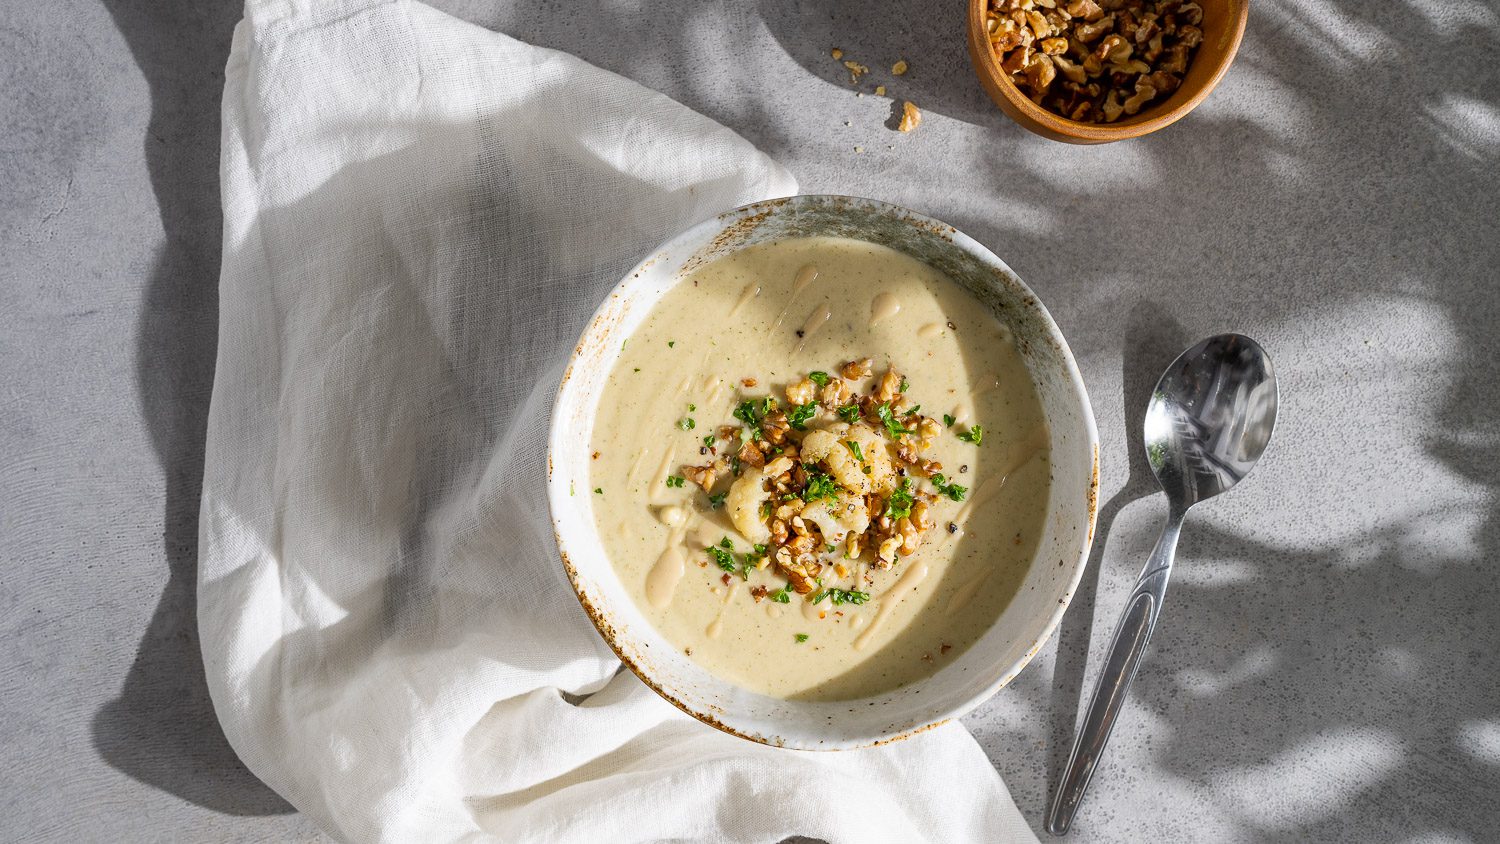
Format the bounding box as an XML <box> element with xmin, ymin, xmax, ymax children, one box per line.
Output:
<box><xmin>90</xmin><ymin>0</ymin><xmax>293</xmax><ymax>816</ymax></box>
<box><xmin>916</xmin><ymin>4</ymin><xmax>1500</xmax><ymax>840</ymax></box>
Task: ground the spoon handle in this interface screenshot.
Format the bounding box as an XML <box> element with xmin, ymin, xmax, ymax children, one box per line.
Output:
<box><xmin>1047</xmin><ymin>506</ymin><xmax>1185</xmax><ymax>835</ymax></box>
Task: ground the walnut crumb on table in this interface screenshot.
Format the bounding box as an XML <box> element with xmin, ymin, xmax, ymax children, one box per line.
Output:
<box><xmin>898</xmin><ymin>101</ymin><xmax>922</xmax><ymax>133</ymax></box>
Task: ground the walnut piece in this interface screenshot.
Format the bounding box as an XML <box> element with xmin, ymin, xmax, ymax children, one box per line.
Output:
<box><xmin>898</xmin><ymin>101</ymin><xmax>922</xmax><ymax>133</ymax></box>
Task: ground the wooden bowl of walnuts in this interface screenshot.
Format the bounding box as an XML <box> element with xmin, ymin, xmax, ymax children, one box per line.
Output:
<box><xmin>968</xmin><ymin>0</ymin><xmax>1248</xmax><ymax>143</ymax></box>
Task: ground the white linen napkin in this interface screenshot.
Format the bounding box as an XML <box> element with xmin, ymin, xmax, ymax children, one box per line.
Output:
<box><xmin>201</xmin><ymin>0</ymin><xmax>1039</xmax><ymax>840</ymax></box>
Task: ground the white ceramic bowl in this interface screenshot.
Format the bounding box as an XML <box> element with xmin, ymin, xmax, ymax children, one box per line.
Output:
<box><xmin>549</xmin><ymin>195</ymin><xmax>1098</xmax><ymax>749</ymax></box>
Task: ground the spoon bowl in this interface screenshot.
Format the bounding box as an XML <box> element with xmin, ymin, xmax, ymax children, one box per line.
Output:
<box><xmin>1145</xmin><ymin>334</ymin><xmax>1279</xmax><ymax>506</ymax></box>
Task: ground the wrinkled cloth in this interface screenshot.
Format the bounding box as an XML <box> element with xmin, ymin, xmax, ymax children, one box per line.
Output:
<box><xmin>201</xmin><ymin>0</ymin><xmax>1039</xmax><ymax>840</ymax></box>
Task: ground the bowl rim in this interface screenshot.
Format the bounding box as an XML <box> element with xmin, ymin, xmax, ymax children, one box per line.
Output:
<box><xmin>966</xmin><ymin>0</ymin><xmax>1250</xmax><ymax>143</ymax></box>
<box><xmin>547</xmin><ymin>194</ymin><xmax>1100</xmax><ymax>749</ymax></box>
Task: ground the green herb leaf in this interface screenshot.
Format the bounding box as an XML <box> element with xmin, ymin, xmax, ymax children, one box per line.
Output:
<box><xmin>704</xmin><ymin>434</ymin><xmax>716</xmax><ymax>448</ymax></box>
<box><xmin>929</xmin><ymin>472</ymin><xmax>967</xmax><ymax>502</ymax></box>
<box><xmin>808</xmin><ymin>371</ymin><xmax>831</xmax><ymax>386</ymax></box>
<box><xmin>706</xmin><ymin>544</ymin><xmax>735</xmax><ymax>571</ymax></box>
<box><xmin>688</xmin><ymin>403</ymin><xmax>696</xmax><ymax>412</ymax></box>
<box><xmin>957</xmin><ymin>425</ymin><xmax>984</xmax><ymax>446</ymax></box>
<box><xmin>884</xmin><ymin>477</ymin><xmax>915</xmax><ymax>520</ymax></box>
<box><xmin>733</xmin><ymin>396</ymin><xmax>778</xmax><ymax>437</ymax></box>
<box><xmin>843</xmin><ymin>439</ymin><xmax>865</xmax><ymax>462</ymax></box>
<box><xmin>787</xmin><ymin>402</ymin><xmax>818</xmax><ymax>430</ymax></box>
<box><xmin>837</xmin><ymin>403</ymin><xmax>861</xmax><ymax>424</ymax></box>
<box><xmin>708</xmin><ymin>491</ymin><xmax>727</xmax><ymax>509</ymax></box>
<box><xmin>795</xmin><ymin>633</ymin><xmax>810</xmax><ymax>643</ymax></box>
<box><xmin>719</xmin><ymin>536</ymin><xmax>733</xmax><ymax>549</ymax></box>
<box><xmin>677</xmin><ymin>417</ymin><xmax>695</xmax><ymax>430</ymax></box>
<box><xmin>899</xmin><ymin>376</ymin><xmax>909</xmax><ymax>393</ymax></box>
<box><xmin>876</xmin><ymin>402</ymin><xmax>914</xmax><ymax>438</ymax></box>
<box><xmin>904</xmin><ymin>404</ymin><xmax>921</xmax><ymax>417</ymax></box>
<box><xmin>771</xmin><ymin>587</ymin><xmax>792</xmax><ymax>604</ymax></box>
<box><xmin>594</xmin><ymin>487</ymin><xmax>603</xmax><ymax>495</ymax></box>
<box><xmin>802</xmin><ymin>469</ymin><xmax>840</xmax><ymax>504</ymax></box>
<box><xmin>668</xmin><ymin>340</ymin><xmax>675</xmax><ymax>348</ymax></box>
<box><xmin>666</xmin><ymin>475</ymin><xmax>685</xmax><ymax>488</ymax></box>
<box><xmin>812</xmin><ymin>587</ymin><xmax>870</xmax><ymax>606</ymax></box>
<box><xmin>943</xmin><ymin>414</ymin><xmax>956</xmax><ymax>427</ymax></box>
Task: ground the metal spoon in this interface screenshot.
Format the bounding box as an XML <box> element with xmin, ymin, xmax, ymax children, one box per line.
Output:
<box><xmin>1047</xmin><ymin>333</ymin><xmax>1279</xmax><ymax>835</ymax></box>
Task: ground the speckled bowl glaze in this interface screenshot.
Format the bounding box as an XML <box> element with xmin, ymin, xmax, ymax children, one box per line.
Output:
<box><xmin>548</xmin><ymin>195</ymin><xmax>1098</xmax><ymax>749</ymax></box>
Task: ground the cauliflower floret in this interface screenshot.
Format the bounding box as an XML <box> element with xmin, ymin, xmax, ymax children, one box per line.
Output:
<box><xmin>800</xmin><ymin>423</ymin><xmax>896</xmax><ymax>495</ymax></box>
<box><xmin>725</xmin><ymin>468</ymin><xmax>771</xmax><ymax>544</ymax></box>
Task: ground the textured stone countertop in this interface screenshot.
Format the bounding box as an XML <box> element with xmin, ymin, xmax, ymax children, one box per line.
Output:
<box><xmin>4</xmin><ymin>0</ymin><xmax>1497</xmax><ymax>840</ymax></box>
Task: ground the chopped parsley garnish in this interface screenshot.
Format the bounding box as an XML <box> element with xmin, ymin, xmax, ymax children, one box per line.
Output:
<box><xmin>706</xmin><ymin>542</ymin><xmax>735</xmax><ymax>571</ymax></box>
<box><xmin>741</xmin><ymin>543</ymin><xmax>769</xmax><ymax>579</ymax></box>
<box><xmin>704</xmin><ymin>435</ymin><xmax>716</xmax><ymax>448</ymax></box>
<box><xmin>688</xmin><ymin>403</ymin><xmax>696</xmax><ymax>411</ymax></box>
<box><xmin>787</xmin><ymin>402</ymin><xmax>818</xmax><ymax>430</ymax></box>
<box><xmin>665</xmin><ymin>475</ymin><xmax>685</xmax><ymax>488</ymax></box>
<box><xmin>708</xmin><ymin>491</ymin><xmax>727</xmax><ymax>509</ymax></box>
<box><xmin>719</xmin><ymin>537</ymin><xmax>733</xmax><ymax>549</ymax></box>
<box><xmin>876</xmin><ymin>402</ymin><xmax>914</xmax><ymax>438</ymax></box>
<box><xmin>837</xmin><ymin>403</ymin><xmax>861</xmax><ymax>424</ymax></box>
<box><xmin>733</xmin><ymin>396</ymin><xmax>778</xmax><ymax>437</ymax></box>
<box><xmin>593</xmin><ymin>487</ymin><xmax>603</xmax><ymax>495</ymax></box>
<box><xmin>808</xmin><ymin>371</ymin><xmax>831</xmax><ymax>386</ymax></box>
<box><xmin>957</xmin><ymin>425</ymin><xmax>984</xmax><ymax>446</ymax></box>
<box><xmin>770</xmin><ymin>587</ymin><xmax>793</xmax><ymax>604</ymax></box>
<box><xmin>843</xmin><ymin>439</ymin><xmax>864</xmax><ymax>462</ymax></box>
<box><xmin>929</xmin><ymin>472</ymin><xmax>967</xmax><ymax>502</ymax></box>
<box><xmin>899</xmin><ymin>376</ymin><xmax>909</xmax><ymax>393</ymax></box>
<box><xmin>885</xmin><ymin>477</ymin><xmax>915</xmax><ymax>520</ymax></box>
<box><xmin>677</xmin><ymin>417</ymin><xmax>695</xmax><ymax>430</ymax></box>
<box><xmin>825</xmin><ymin>543</ymin><xmax>836</xmax><ymax>553</ymax></box>
<box><xmin>943</xmin><ymin>414</ymin><xmax>956</xmax><ymax>427</ymax></box>
<box><xmin>758</xmin><ymin>501</ymin><xmax>771</xmax><ymax>519</ymax></box>
<box><xmin>904</xmin><ymin>405</ymin><xmax>921</xmax><ymax>417</ymax></box>
<box><xmin>795</xmin><ymin>633</ymin><xmax>810</xmax><ymax>643</ymax></box>
<box><xmin>802</xmin><ymin>469</ymin><xmax>840</xmax><ymax>504</ymax></box>
<box><xmin>667</xmin><ymin>340</ymin><xmax>675</xmax><ymax>347</ymax></box>
<box><xmin>813</xmin><ymin>588</ymin><xmax>870</xmax><ymax>606</ymax></box>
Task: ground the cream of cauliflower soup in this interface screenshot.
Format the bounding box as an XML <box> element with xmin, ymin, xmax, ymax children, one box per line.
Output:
<box><xmin>588</xmin><ymin>236</ymin><xmax>1049</xmax><ymax>701</ymax></box>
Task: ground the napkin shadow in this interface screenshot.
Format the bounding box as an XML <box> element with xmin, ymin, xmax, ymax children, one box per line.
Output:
<box><xmin>90</xmin><ymin>0</ymin><xmax>294</xmax><ymax>816</ymax></box>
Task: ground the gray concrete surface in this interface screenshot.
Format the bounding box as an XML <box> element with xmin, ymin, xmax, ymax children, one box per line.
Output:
<box><xmin>3</xmin><ymin>0</ymin><xmax>1498</xmax><ymax>840</ymax></box>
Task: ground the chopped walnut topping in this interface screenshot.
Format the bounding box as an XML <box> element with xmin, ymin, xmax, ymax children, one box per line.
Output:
<box><xmin>891</xmin><ymin>58</ymin><xmax>909</xmax><ymax>76</ymax></box>
<box><xmin>692</xmin><ymin>362</ymin><xmax>973</xmax><ymax>604</ymax></box>
<box><xmin>840</xmin><ymin>357</ymin><xmax>874</xmax><ymax>380</ymax></box>
<box><xmin>682</xmin><ymin>462</ymin><xmax>721</xmax><ymax>491</ymax></box>
<box><xmin>741</xmin><ymin>377</ymin><xmax>758</xmax><ymax>388</ymax></box>
<box><xmin>786</xmin><ymin>378</ymin><xmax>816</xmax><ymax>406</ymax></box>
<box><xmin>843</xmin><ymin>59</ymin><xmax>870</xmax><ymax>84</ymax></box>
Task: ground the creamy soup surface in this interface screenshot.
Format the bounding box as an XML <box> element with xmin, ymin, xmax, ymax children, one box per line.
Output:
<box><xmin>588</xmin><ymin>236</ymin><xmax>1049</xmax><ymax>701</ymax></box>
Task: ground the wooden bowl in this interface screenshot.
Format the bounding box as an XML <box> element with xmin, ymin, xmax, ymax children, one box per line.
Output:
<box><xmin>967</xmin><ymin>0</ymin><xmax>1249</xmax><ymax>144</ymax></box>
